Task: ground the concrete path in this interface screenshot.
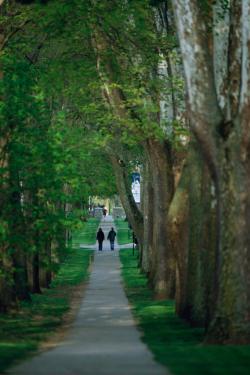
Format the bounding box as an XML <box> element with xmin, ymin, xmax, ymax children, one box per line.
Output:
<box><xmin>79</xmin><ymin>215</ymin><xmax>133</xmax><ymax>251</ymax></box>
<box><xmin>7</xmin><ymin>217</ymin><xmax>168</xmax><ymax>375</ymax></box>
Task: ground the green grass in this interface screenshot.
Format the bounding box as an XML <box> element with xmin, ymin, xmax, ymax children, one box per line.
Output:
<box><xmin>72</xmin><ymin>217</ymin><xmax>100</xmax><ymax>247</ymax></box>
<box><xmin>0</xmin><ymin>226</ymin><xmax>94</xmax><ymax>373</ymax></box>
<box><xmin>120</xmin><ymin>249</ymin><xmax>250</xmax><ymax>375</ymax></box>
<box><xmin>114</xmin><ymin>218</ymin><xmax>132</xmax><ymax>245</ymax></box>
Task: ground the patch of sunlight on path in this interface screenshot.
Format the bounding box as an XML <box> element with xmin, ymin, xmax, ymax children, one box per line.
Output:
<box><xmin>7</xmin><ymin>216</ymin><xmax>169</xmax><ymax>375</ymax></box>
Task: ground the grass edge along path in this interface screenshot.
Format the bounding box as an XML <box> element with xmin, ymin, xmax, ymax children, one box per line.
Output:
<box><xmin>0</xmin><ymin>220</ymin><xmax>97</xmax><ymax>374</ymax></box>
<box><xmin>120</xmin><ymin>249</ymin><xmax>250</xmax><ymax>375</ymax></box>
<box><xmin>114</xmin><ymin>218</ymin><xmax>132</xmax><ymax>245</ymax></box>
<box><xmin>72</xmin><ymin>217</ymin><xmax>100</xmax><ymax>247</ymax></box>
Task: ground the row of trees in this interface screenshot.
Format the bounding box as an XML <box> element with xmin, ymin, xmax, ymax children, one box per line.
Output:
<box><xmin>0</xmin><ymin>0</ymin><xmax>116</xmax><ymax>311</ymax></box>
<box><xmin>0</xmin><ymin>0</ymin><xmax>249</xmax><ymax>344</ymax></box>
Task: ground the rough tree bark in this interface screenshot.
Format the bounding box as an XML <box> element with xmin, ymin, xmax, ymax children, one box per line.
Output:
<box><xmin>141</xmin><ymin>159</ymin><xmax>154</xmax><ymax>274</ymax></box>
<box><xmin>168</xmin><ymin>160</ymin><xmax>189</xmax><ymax>317</ymax></box>
<box><xmin>172</xmin><ymin>0</ymin><xmax>250</xmax><ymax>342</ymax></box>
<box><xmin>145</xmin><ymin>138</ymin><xmax>175</xmax><ymax>298</ymax></box>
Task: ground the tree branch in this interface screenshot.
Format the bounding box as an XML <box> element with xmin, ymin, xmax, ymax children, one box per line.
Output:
<box><xmin>25</xmin><ymin>34</ymin><xmax>48</xmax><ymax>65</ymax></box>
<box><xmin>171</xmin><ymin>0</ymin><xmax>222</xmax><ymax>182</ymax></box>
<box><xmin>0</xmin><ymin>19</ymin><xmax>31</xmax><ymax>51</ymax></box>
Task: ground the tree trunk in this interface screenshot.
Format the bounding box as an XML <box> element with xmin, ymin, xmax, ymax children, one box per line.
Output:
<box><xmin>172</xmin><ymin>0</ymin><xmax>250</xmax><ymax>342</ymax></box>
<box><xmin>168</xmin><ymin>162</ymin><xmax>189</xmax><ymax>317</ymax></box>
<box><xmin>39</xmin><ymin>237</ymin><xmax>52</xmax><ymax>289</ymax></box>
<box><xmin>0</xmin><ymin>244</ymin><xmax>13</xmax><ymax>312</ymax></box>
<box><xmin>146</xmin><ymin>138</ymin><xmax>175</xmax><ymax>298</ymax></box>
<box><xmin>8</xmin><ymin>150</ymin><xmax>30</xmax><ymax>301</ymax></box>
<box><xmin>32</xmin><ymin>250</ymin><xmax>41</xmax><ymax>294</ymax></box>
<box><xmin>0</xmin><ymin>150</ymin><xmax>13</xmax><ymax>310</ymax></box>
<box><xmin>45</xmin><ymin>238</ymin><xmax>52</xmax><ymax>287</ymax></box>
<box><xmin>185</xmin><ymin>152</ymin><xmax>213</xmax><ymax>326</ymax></box>
<box><xmin>141</xmin><ymin>159</ymin><xmax>154</xmax><ymax>274</ymax></box>
<box><xmin>207</xmin><ymin>143</ymin><xmax>250</xmax><ymax>343</ymax></box>
<box><xmin>0</xmin><ymin>119</ymin><xmax>13</xmax><ymax>310</ymax></box>
<box><xmin>109</xmin><ymin>154</ymin><xmax>144</xmax><ymax>246</ymax></box>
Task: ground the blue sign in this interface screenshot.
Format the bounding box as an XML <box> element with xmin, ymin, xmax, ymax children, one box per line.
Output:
<box><xmin>131</xmin><ymin>172</ymin><xmax>140</xmax><ymax>183</ymax></box>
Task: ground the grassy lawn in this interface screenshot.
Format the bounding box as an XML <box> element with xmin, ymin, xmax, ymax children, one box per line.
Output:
<box><xmin>114</xmin><ymin>218</ymin><xmax>132</xmax><ymax>245</ymax></box>
<box><xmin>72</xmin><ymin>217</ymin><xmax>100</xmax><ymax>247</ymax></box>
<box><xmin>120</xmin><ymin>249</ymin><xmax>250</xmax><ymax>375</ymax></box>
<box><xmin>0</xmin><ymin>223</ymin><xmax>95</xmax><ymax>373</ymax></box>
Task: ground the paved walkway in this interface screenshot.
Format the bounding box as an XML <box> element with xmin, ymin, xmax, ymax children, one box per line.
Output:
<box><xmin>7</xmin><ymin>217</ymin><xmax>168</xmax><ymax>375</ymax></box>
<box><xmin>79</xmin><ymin>216</ymin><xmax>133</xmax><ymax>251</ymax></box>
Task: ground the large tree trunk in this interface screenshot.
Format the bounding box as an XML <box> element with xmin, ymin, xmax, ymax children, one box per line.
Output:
<box><xmin>168</xmin><ymin>145</ymin><xmax>217</xmax><ymax>326</ymax></box>
<box><xmin>141</xmin><ymin>159</ymin><xmax>154</xmax><ymax>274</ymax></box>
<box><xmin>146</xmin><ymin>138</ymin><xmax>175</xmax><ymax>298</ymax></box>
<box><xmin>207</xmin><ymin>145</ymin><xmax>250</xmax><ymax>343</ymax></box>
<box><xmin>172</xmin><ymin>0</ymin><xmax>250</xmax><ymax>342</ymax></box>
<box><xmin>185</xmin><ymin>150</ymin><xmax>215</xmax><ymax>326</ymax></box>
<box><xmin>168</xmin><ymin>161</ymin><xmax>189</xmax><ymax>317</ymax></box>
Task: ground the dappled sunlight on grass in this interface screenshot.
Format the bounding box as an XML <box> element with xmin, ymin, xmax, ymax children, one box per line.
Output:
<box><xmin>120</xmin><ymin>249</ymin><xmax>250</xmax><ymax>375</ymax></box>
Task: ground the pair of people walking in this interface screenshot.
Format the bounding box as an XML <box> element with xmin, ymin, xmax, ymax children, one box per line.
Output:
<box><xmin>96</xmin><ymin>227</ymin><xmax>116</xmax><ymax>251</ymax></box>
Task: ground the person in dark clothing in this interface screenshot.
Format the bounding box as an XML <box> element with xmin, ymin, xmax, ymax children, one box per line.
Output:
<box><xmin>96</xmin><ymin>228</ymin><xmax>105</xmax><ymax>251</ymax></box>
<box><xmin>107</xmin><ymin>227</ymin><xmax>116</xmax><ymax>251</ymax></box>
